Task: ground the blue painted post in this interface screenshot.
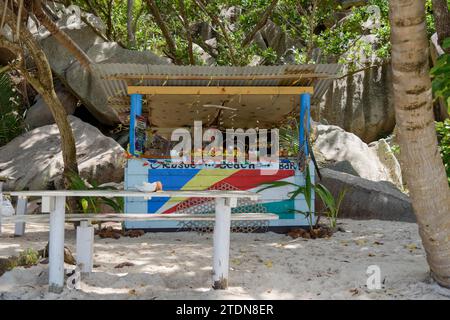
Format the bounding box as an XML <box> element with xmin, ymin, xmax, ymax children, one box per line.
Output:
<box><xmin>299</xmin><ymin>93</ymin><xmax>311</xmax><ymax>157</ymax></box>
<box><xmin>129</xmin><ymin>94</ymin><xmax>143</xmax><ymax>156</ymax></box>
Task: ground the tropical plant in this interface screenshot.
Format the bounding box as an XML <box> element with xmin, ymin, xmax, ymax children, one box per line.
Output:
<box><xmin>279</xmin><ymin>117</ymin><xmax>299</xmax><ymax>156</ymax></box>
<box><xmin>431</xmin><ymin>37</ymin><xmax>450</xmax><ymax>115</ymax></box>
<box><xmin>314</xmin><ymin>183</ymin><xmax>347</xmax><ymax>229</ymax></box>
<box><xmin>69</xmin><ymin>174</ymin><xmax>124</xmax><ymax>214</ymax></box>
<box><xmin>436</xmin><ymin>119</ymin><xmax>450</xmax><ymax>185</ymax></box>
<box><xmin>17</xmin><ymin>248</ymin><xmax>40</xmax><ymax>267</ymax></box>
<box><xmin>0</xmin><ymin>73</ymin><xmax>25</xmax><ymax>147</ymax></box>
<box><xmin>257</xmin><ymin>166</ymin><xmax>315</xmax><ymax>230</ymax></box>
<box><xmin>258</xmin><ymin>164</ymin><xmax>348</xmax><ymax>230</ymax></box>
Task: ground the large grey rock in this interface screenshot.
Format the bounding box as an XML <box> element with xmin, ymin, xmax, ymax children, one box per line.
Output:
<box><xmin>192</xmin><ymin>43</ymin><xmax>215</xmax><ymax>66</ymax></box>
<box><xmin>368</xmin><ymin>138</ymin><xmax>403</xmax><ymax>189</ymax></box>
<box><xmin>34</xmin><ymin>4</ymin><xmax>170</xmax><ymax>125</ymax></box>
<box><xmin>39</xmin><ymin>23</ymin><xmax>105</xmax><ymax>76</ymax></box>
<box><xmin>315</xmin><ymin>168</ymin><xmax>414</xmax><ymax>222</ymax></box>
<box><xmin>256</xmin><ymin>20</ymin><xmax>298</xmax><ymax>58</ymax></box>
<box><xmin>191</xmin><ymin>22</ymin><xmax>216</xmax><ymax>42</ymax></box>
<box><xmin>313</xmin><ymin>124</ymin><xmax>403</xmax><ymax>189</ymax></box>
<box><xmin>24</xmin><ymin>85</ymin><xmax>78</xmax><ymax>129</ymax></box>
<box><xmin>0</xmin><ymin>116</ymin><xmax>125</xmax><ymax>191</ymax></box>
<box><xmin>32</xmin><ymin>3</ymin><xmax>106</xmax><ymax>75</ymax></box>
<box><xmin>314</xmin><ymin>35</ymin><xmax>395</xmax><ymax>143</ymax></box>
<box><xmin>65</xmin><ymin>42</ymin><xmax>170</xmax><ymax>125</ymax></box>
<box><xmin>220</xmin><ymin>6</ymin><xmax>240</xmax><ymax>31</ymax></box>
<box><xmin>316</xmin><ymin>63</ymin><xmax>395</xmax><ymax>143</ymax></box>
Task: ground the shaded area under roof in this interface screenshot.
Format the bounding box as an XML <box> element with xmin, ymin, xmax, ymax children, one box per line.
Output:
<box><xmin>93</xmin><ymin>63</ymin><xmax>341</xmax><ymax>129</ymax></box>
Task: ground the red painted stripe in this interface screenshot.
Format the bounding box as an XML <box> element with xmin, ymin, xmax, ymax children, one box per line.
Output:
<box><xmin>162</xmin><ymin>169</ymin><xmax>295</xmax><ymax>214</ymax></box>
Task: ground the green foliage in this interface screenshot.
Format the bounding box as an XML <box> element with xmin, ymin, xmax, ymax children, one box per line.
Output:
<box><xmin>279</xmin><ymin>117</ymin><xmax>299</xmax><ymax>156</ymax></box>
<box><xmin>0</xmin><ymin>248</ymin><xmax>40</xmax><ymax>275</ymax></box>
<box><xmin>17</xmin><ymin>248</ymin><xmax>40</xmax><ymax>267</ymax></box>
<box><xmin>257</xmin><ymin>176</ymin><xmax>314</xmax><ymax>230</ymax></box>
<box><xmin>0</xmin><ymin>73</ymin><xmax>25</xmax><ymax>147</ymax></box>
<box><xmin>390</xmin><ymin>143</ymin><xmax>400</xmax><ymax>155</ymax></box>
<box><xmin>314</xmin><ymin>183</ymin><xmax>347</xmax><ymax>229</ymax></box>
<box><xmin>431</xmin><ymin>38</ymin><xmax>450</xmax><ymax>115</ymax></box>
<box><xmin>258</xmin><ymin>166</ymin><xmax>315</xmax><ymax>230</ymax></box>
<box><xmin>69</xmin><ymin>173</ymin><xmax>124</xmax><ymax>213</ymax></box>
<box><xmin>436</xmin><ymin>119</ymin><xmax>450</xmax><ymax>185</ymax></box>
<box><xmin>258</xmin><ymin>165</ymin><xmax>347</xmax><ymax>230</ymax></box>
<box><xmin>431</xmin><ymin>37</ymin><xmax>450</xmax><ymax>185</ymax></box>
<box><xmin>67</xmin><ymin>0</ymin><xmax>439</xmax><ymax>67</ymax></box>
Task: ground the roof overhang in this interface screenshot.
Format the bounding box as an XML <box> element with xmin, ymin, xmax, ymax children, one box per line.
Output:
<box><xmin>94</xmin><ymin>64</ymin><xmax>341</xmax><ymax>129</ymax></box>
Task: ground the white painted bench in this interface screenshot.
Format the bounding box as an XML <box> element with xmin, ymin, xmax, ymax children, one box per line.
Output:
<box><xmin>2</xmin><ymin>190</ymin><xmax>277</xmax><ymax>293</ymax></box>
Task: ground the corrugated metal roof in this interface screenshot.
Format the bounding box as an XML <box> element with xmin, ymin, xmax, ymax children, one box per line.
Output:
<box><xmin>92</xmin><ymin>63</ymin><xmax>341</xmax><ymax>105</ymax></box>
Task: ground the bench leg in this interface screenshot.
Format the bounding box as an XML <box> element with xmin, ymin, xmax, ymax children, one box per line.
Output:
<box><xmin>212</xmin><ymin>197</ymin><xmax>231</xmax><ymax>290</ymax></box>
<box><xmin>76</xmin><ymin>220</ymin><xmax>94</xmax><ymax>273</ymax></box>
<box><xmin>49</xmin><ymin>196</ymin><xmax>66</xmax><ymax>293</ymax></box>
<box><xmin>14</xmin><ymin>196</ymin><xmax>27</xmax><ymax>237</ymax></box>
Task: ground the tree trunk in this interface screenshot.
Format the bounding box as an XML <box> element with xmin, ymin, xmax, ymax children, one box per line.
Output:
<box><xmin>0</xmin><ymin>1</ymin><xmax>79</xmax><ymax>190</ymax></box>
<box><xmin>389</xmin><ymin>0</ymin><xmax>450</xmax><ymax>288</ymax></box>
<box><xmin>178</xmin><ymin>0</ymin><xmax>195</xmax><ymax>65</ymax></box>
<box><xmin>127</xmin><ymin>0</ymin><xmax>136</xmax><ymax>47</ymax></box>
<box><xmin>146</xmin><ymin>0</ymin><xmax>181</xmax><ymax>64</ymax></box>
<box><xmin>242</xmin><ymin>0</ymin><xmax>278</xmax><ymax>47</ymax></box>
<box><xmin>193</xmin><ymin>0</ymin><xmax>238</xmax><ymax>65</ymax></box>
<box><xmin>432</xmin><ymin>0</ymin><xmax>450</xmax><ymax>53</ymax></box>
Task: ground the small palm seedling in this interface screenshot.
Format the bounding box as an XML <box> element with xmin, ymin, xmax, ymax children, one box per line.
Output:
<box><xmin>314</xmin><ymin>183</ymin><xmax>347</xmax><ymax>229</ymax></box>
<box><xmin>258</xmin><ymin>166</ymin><xmax>315</xmax><ymax>231</ymax></box>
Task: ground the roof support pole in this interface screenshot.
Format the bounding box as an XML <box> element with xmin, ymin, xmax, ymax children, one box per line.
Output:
<box><xmin>299</xmin><ymin>93</ymin><xmax>311</xmax><ymax>158</ymax></box>
<box><xmin>129</xmin><ymin>94</ymin><xmax>143</xmax><ymax>156</ymax></box>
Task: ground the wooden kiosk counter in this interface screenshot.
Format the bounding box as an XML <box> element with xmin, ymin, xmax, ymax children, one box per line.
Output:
<box><xmin>96</xmin><ymin>64</ymin><xmax>340</xmax><ymax>231</ymax></box>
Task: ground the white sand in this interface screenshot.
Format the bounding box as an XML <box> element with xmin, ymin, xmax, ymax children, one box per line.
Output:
<box><xmin>1</xmin><ymin>219</ymin><xmax>450</xmax><ymax>300</ymax></box>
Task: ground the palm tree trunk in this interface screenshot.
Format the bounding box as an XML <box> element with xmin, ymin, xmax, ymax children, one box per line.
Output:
<box><xmin>389</xmin><ymin>0</ymin><xmax>450</xmax><ymax>288</ymax></box>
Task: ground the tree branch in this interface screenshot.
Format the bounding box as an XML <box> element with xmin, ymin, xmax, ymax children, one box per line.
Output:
<box><xmin>127</xmin><ymin>0</ymin><xmax>135</xmax><ymax>47</ymax></box>
<box><xmin>146</xmin><ymin>0</ymin><xmax>181</xmax><ymax>64</ymax></box>
<box><xmin>193</xmin><ymin>0</ymin><xmax>237</xmax><ymax>65</ymax></box>
<box><xmin>242</xmin><ymin>0</ymin><xmax>278</xmax><ymax>47</ymax></box>
<box><xmin>178</xmin><ymin>0</ymin><xmax>195</xmax><ymax>65</ymax></box>
<box><xmin>31</xmin><ymin>0</ymin><xmax>93</xmax><ymax>71</ymax></box>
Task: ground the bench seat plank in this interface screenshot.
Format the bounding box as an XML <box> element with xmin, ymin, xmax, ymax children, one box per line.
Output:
<box><xmin>1</xmin><ymin>213</ymin><xmax>278</xmax><ymax>223</ymax></box>
<box><xmin>7</xmin><ymin>190</ymin><xmax>259</xmax><ymax>201</ymax></box>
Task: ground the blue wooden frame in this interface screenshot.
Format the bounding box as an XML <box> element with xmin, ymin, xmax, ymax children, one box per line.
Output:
<box><xmin>129</xmin><ymin>94</ymin><xmax>143</xmax><ymax>156</ymax></box>
<box><xmin>299</xmin><ymin>93</ymin><xmax>311</xmax><ymax>157</ymax></box>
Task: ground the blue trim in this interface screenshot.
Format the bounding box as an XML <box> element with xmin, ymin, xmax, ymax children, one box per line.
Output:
<box><xmin>299</xmin><ymin>93</ymin><xmax>311</xmax><ymax>157</ymax></box>
<box><xmin>129</xmin><ymin>94</ymin><xmax>143</xmax><ymax>156</ymax></box>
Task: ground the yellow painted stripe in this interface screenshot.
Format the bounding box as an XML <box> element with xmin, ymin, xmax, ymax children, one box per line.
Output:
<box><xmin>157</xmin><ymin>169</ymin><xmax>239</xmax><ymax>213</ymax></box>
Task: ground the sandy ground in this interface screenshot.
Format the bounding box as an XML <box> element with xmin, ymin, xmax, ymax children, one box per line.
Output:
<box><xmin>0</xmin><ymin>219</ymin><xmax>450</xmax><ymax>300</ymax></box>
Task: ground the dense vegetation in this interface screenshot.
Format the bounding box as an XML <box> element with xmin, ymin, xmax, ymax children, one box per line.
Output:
<box><xmin>69</xmin><ymin>0</ymin><xmax>436</xmax><ymax>66</ymax></box>
<box><xmin>431</xmin><ymin>37</ymin><xmax>450</xmax><ymax>184</ymax></box>
<box><xmin>0</xmin><ymin>73</ymin><xmax>25</xmax><ymax>147</ymax></box>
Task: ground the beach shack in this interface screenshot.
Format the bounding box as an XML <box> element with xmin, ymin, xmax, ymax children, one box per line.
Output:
<box><xmin>95</xmin><ymin>64</ymin><xmax>340</xmax><ymax>231</ymax></box>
